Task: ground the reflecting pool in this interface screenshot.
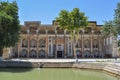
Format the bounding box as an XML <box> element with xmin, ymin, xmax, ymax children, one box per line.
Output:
<box><xmin>0</xmin><ymin>68</ymin><xmax>119</xmax><ymax>80</ymax></box>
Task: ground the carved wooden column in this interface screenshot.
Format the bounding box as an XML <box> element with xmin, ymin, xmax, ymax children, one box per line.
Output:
<box><xmin>46</xmin><ymin>30</ymin><xmax>48</xmax><ymax>58</ymax></box>
<box><xmin>55</xmin><ymin>30</ymin><xmax>57</xmax><ymax>58</ymax></box>
<box><xmin>82</xmin><ymin>30</ymin><xmax>84</xmax><ymax>58</ymax></box>
<box><xmin>36</xmin><ymin>30</ymin><xmax>39</xmax><ymax>58</ymax></box>
<box><xmin>17</xmin><ymin>31</ymin><xmax>21</xmax><ymax>58</ymax></box>
<box><xmin>64</xmin><ymin>30</ymin><xmax>66</xmax><ymax>58</ymax></box>
<box><xmin>19</xmin><ymin>37</ymin><xmax>23</xmax><ymax>58</ymax></box>
<box><xmin>27</xmin><ymin>29</ymin><xmax>30</xmax><ymax>58</ymax></box>
<box><xmin>100</xmin><ymin>30</ymin><xmax>104</xmax><ymax>58</ymax></box>
<box><xmin>91</xmin><ymin>30</ymin><xmax>94</xmax><ymax>58</ymax></box>
<box><xmin>98</xmin><ymin>31</ymin><xmax>102</xmax><ymax>58</ymax></box>
<box><xmin>17</xmin><ymin>42</ymin><xmax>21</xmax><ymax>58</ymax></box>
<box><xmin>80</xmin><ymin>30</ymin><xmax>82</xmax><ymax>58</ymax></box>
<box><xmin>73</xmin><ymin>30</ymin><xmax>76</xmax><ymax>58</ymax></box>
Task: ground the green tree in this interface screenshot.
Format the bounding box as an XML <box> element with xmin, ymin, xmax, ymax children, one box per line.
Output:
<box><xmin>55</xmin><ymin>8</ymin><xmax>88</xmax><ymax>59</ymax></box>
<box><xmin>102</xmin><ymin>2</ymin><xmax>120</xmax><ymax>56</ymax></box>
<box><xmin>102</xmin><ymin>3</ymin><xmax>120</xmax><ymax>37</ymax></box>
<box><xmin>0</xmin><ymin>1</ymin><xmax>20</xmax><ymax>57</ymax></box>
<box><xmin>114</xmin><ymin>2</ymin><xmax>120</xmax><ymax>49</ymax></box>
<box><xmin>56</xmin><ymin>8</ymin><xmax>88</xmax><ymax>36</ymax></box>
<box><xmin>102</xmin><ymin>21</ymin><xmax>117</xmax><ymax>37</ymax></box>
<box><xmin>114</xmin><ymin>2</ymin><xmax>120</xmax><ymax>35</ymax></box>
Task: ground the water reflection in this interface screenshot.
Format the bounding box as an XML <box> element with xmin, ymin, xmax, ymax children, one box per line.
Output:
<box><xmin>0</xmin><ymin>68</ymin><xmax>118</xmax><ymax>80</ymax></box>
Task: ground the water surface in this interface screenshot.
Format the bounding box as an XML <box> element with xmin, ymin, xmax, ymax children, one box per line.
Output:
<box><xmin>0</xmin><ymin>68</ymin><xmax>119</xmax><ymax>80</ymax></box>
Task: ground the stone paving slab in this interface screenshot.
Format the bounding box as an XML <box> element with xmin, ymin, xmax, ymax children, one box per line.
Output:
<box><xmin>6</xmin><ymin>58</ymin><xmax>120</xmax><ymax>63</ymax></box>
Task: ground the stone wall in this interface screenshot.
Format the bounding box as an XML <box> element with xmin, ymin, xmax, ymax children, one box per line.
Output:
<box><xmin>73</xmin><ymin>62</ymin><xmax>107</xmax><ymax>70</ymax></box>
<box><xmin>103</xmin><ymin>63</ymin><xmax>120</xmax><ymax>76</ymax></box>
<box><xmin>0</xmin><ymin>61</ymin><xmax>120</xmax><ymax>76</ymax></box>
<box><xmin>0</xmin><ymin>61</ymin><xmax>74</xmax><ymax>68</ymax></box>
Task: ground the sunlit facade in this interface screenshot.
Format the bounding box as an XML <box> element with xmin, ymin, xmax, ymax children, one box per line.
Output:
<box><xmin>10</xmin><ymin>21</ymin><xmax>119</xmax><ymax>59</ymax></box>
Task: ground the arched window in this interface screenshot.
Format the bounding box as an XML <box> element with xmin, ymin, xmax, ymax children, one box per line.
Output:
<box><xmin>93</xmin><ymin>50</ymin><xmax>99</xmax><ymax>58</ymax></box>
<box><xmin>93</xmin><ymin>39</ymin><xmax>98</xmax><ymax>48</ymax></box>
<box><xmin>84</xmin><ymin>39</ymin><xmax>90</xmax><ymax>48</ymax></box>
<box><xmin>20</xmin><ymin>49</ymin><xmax>27</xmax><ymax>58</ymax></box>
<box><xmin>68</xmin><ymin>43</ymin><xmax>72</xmax><ymax>56</ymax></box>
<box><xmin>38</xmin><ymin>49</ymin><xmax>45</xmax><ymax>58</ymax></box>
<box><xmin>30</xmin><ymin>50</ymin><xmax>36</xmax><ymax>58</ymax></box>
<box><xmin>22</xmin><ymin>39</ymin><xmax>28</xmax><ymax>47</ymax></box>
<box><xmin>76</xmin><ymin>50</ymin><xmax>82</xmax><ymax>58</ymax></box>
<box><xmin>30</xmin><ymin>39</ymin><xmax>37</xmax><ymax>47</ymax></box>
<box><xmin>76</xmin><ymin>39</ymin><xmax>81</xmax><ymax>48</ymax></box>
<box><xmin>84</xmin><ymin>50</ymin><xmax>90</xmax><ymax>58</ymax></box>
<box><xmin>39</xmin><ymin>39</ymin><xmax>46</xmax><ymax>48</ymax></box>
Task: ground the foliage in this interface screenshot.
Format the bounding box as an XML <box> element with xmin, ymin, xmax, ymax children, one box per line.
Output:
<box><xmin>102</xmin><ymin>2</ymin><xmax>120</xmax><ymax>50</ymax></box>
<box><xmin>55</xmin><ymin>8</ymin><xmax>88</xmax><ymax>37</ymax></box>
<box><xmin>55</xmin><ymin>8</ymin><xmax>88</xmax><ymax>57</ymax></box>
<box><xmin>0</xmin><ymin>1</ymin><xmax>20</xmax><ymax>56</ymax></box>
<box><xmin>102</xmin><ymin>3</ymin><xmax>120</xmax><ymax>37</ymax></box>
<box><xmin>114</xmin><ymin>3</ymin><xmax>120</xmax><ymax>35</ymax></box>
<box><xmin>102</xmin><ymin>21</ymin><xmax>117</xmax><ymax>37</ymax></box>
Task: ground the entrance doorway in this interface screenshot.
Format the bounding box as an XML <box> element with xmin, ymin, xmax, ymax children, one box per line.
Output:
<box><xmin>57</xmin><ymin>51</ymin><xmax>62</xmax><ymax>58</ymax></box>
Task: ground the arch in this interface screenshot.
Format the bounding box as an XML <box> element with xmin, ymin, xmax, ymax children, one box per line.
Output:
<box><xmin>30</xmin><ymin>50</ymin><xmax>37</xmax><ymax>58</ymax></box>
<box><xmin>20</xmin><ymin>49</ymin><xmax>27</xmax><ymax>58</ymax></box>
<box><xmin>22</xmin><ymin>39</ymin><xmax>28</xmax><ymax>47</ymax></box>
<box><xmin>76</xmin><ymin>50</ymin><xmax>82</xmax><ymax>58</ymax></box>
<box><xmin>93</xmin><ymin>39</ymin><xmax>98</xmax><ymax>48</ymax></box>
<box><xmin>39</xmin><ymin>39</ymin><xmax>46</xmax><ymax>48</ymax></box>
<box><xmin>93</xmin><ymin>50</ymin><xmax>99</xmax><ymax>58</ymax></box>
<box><xmin>12</xmin><ymin>52</ymin><xmax>18</xmax><ymax>58</ymax></box>
<box><xmin>38</xmin><ymin>49</ymin><xmax>45</xmax><ymax>58</ymax></box>
<box><xmin>84</xmin><ymin>39</ymin><xmax>90</xmax><ymax>48</ymax></box>
<box><xmin>76</xmin><ymin>39</ymin><xmax>81</xmax><ymax>48</ymax></box>
<box><xmin>83</xmin><ymin>50</ymin><xmax>90</xmax><ymax>58</ymax></box>
<box><xmin>30</xmin><ymin>39</ymin><xmax>37</xmax><ymax>47</ymax></box>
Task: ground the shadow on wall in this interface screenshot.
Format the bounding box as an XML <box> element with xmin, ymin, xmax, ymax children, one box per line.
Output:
<box><xmin>0</xmin><ymin>68</ymin><xmax>33</xmax><ymax>73</ymax></box>
<box><xmin>0</xmin><ymin>61</ymin><xmax>33</xmax><ymax>73</ymax></box>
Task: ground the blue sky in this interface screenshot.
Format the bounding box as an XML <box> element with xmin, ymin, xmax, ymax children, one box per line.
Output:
<box><xmin>1</xmin><ymin>0</ymin><xmax>120</xmax><ymax>25</ymax></box>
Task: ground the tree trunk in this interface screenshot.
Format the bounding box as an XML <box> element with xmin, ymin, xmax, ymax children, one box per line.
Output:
<box><xmin>0</xmin><ymin>47</ymin><xmax>3</xmax><ymax>57</ymax></box>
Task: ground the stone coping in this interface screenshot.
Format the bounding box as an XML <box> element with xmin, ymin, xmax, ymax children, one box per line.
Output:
<box><xmin>0</xmin><ymin>58</ymin><xmax>120</xmax><ymax>77</ymax></box>
<box><xmin>7</xmin><ymin>58</ymin><xmax>120</xmax><ymax>62</ymax></box>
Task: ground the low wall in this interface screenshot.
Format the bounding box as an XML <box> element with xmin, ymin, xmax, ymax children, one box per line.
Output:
<box><xmin>0</xmin><ymin>61</ymin><xmax>74</xmax><ymax>68</ymax></box>
<box><xmin>103</xmin><ymin>63</ymin><xmax>120</xmax><ymax>76</ymax></box>
<box><xmin>0</xmin><ymin>61</ymin><xmax>120</xmax><ymax>76</ymax></box>
<box><xmin>73</xmin><ymin>62</ymin><xmax>107</xmax><ymax>70</ymax></box>
<box><xmin>0</xmin><ymin>61</ymin><xmax>33</xmax><ymax>68</ymax></box>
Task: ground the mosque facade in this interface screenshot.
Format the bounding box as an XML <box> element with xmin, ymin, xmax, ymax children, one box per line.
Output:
<box><xmin>9</xmin><ymin>21</ymin><xmax>119</xmax><ymax>59</ymax></box>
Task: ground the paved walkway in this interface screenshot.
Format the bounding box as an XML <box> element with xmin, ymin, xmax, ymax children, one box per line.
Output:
<box><xmin>7</xmin><ymin>58</ymin><xmax>120</xmax><ymax>63</ymax></box>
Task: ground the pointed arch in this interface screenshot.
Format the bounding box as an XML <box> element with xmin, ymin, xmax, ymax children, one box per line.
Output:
<box><xmin>20</xmin><ymin>49</ymin><xmax>27</xmax><ymax>58</ymax></box>
<box><xmin>83</xmin><ymin>50</ymin><xmax>90</xmax><ymax>58</ymax></box>
<box><xmin>93</xmin><ymin>39</ymin><xmax>98</xmax><ymax>48</ymax></box>
<box><xmin>30</xmin><ymin>39</ymin><xmax>37</xmax><ymax>47</ymax></box>
<box><xmin>30</xmin><ymin>50</ymin><xmax>37</xmax><ymax>58</ymax></box>
<box><xmin>76</xmin><ymin>39</ymin><xmax>81</xmax><ymax>48</ymax></box>
<box><xmin>38</xmin><ymin>49</ymin><xmax>45</xmax><ymax>58</ymax></box>
<box><xmin>76</xmin><ymin>50</ymin><xmax>82</xmax><ymax>58</ymax></box>
<box><xmin>22</xmin><ymin>39</ymin><xmax>28</xmax><ymax>47</ymax></box>
<box><xmin>84</xmin><ymin>39</ymin><xmax>90</xmax><ymax>48</ymax></box>
<box><xmin>39</xmin><ymin>39</ymin><xmax>46</xmax><ymax>48</ymax></box>
<box><xmin>93</xmin><ymin>50</ymin><xmax>99</xmax><ymax>58</ymax></box>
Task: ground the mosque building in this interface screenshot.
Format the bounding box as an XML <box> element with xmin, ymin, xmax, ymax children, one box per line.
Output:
<box><xmin>3</xmin><ymin>21</ymin><xmax>119</xmax><ymax>59</ymax></box>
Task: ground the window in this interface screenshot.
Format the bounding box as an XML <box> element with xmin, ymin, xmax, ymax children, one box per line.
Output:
<box><xmin>84</xmin><ymin>39</ymin><xmax>90</xmax><ymax>48</ymax></box>
<box><xmin>49</xmin><ymin>44</ymin><xmax>51</xmax><ymax>54</ymax></box>
<box><xmin>93</xmin><ymin>39</ymin><xmax>98</xmax><ymax>48</ymax></box>
<box><xmin>76</xmin><ymin>39</ymin><xmax>81</xmax><ymax>48</ymax></box>
<box><xmin>39</xmin><ymin>39</ymin><xmax>46</xmax><ymax>48</ymax></box>
<box><xmin>22</xmin><ymin>39</ymin><xmax>28</xmax><ymax>47</ymax></box>
<box><xmin>30</xmin><ymin>39</ymin><xmax>37</xmax><ymax>47</ymax></box>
